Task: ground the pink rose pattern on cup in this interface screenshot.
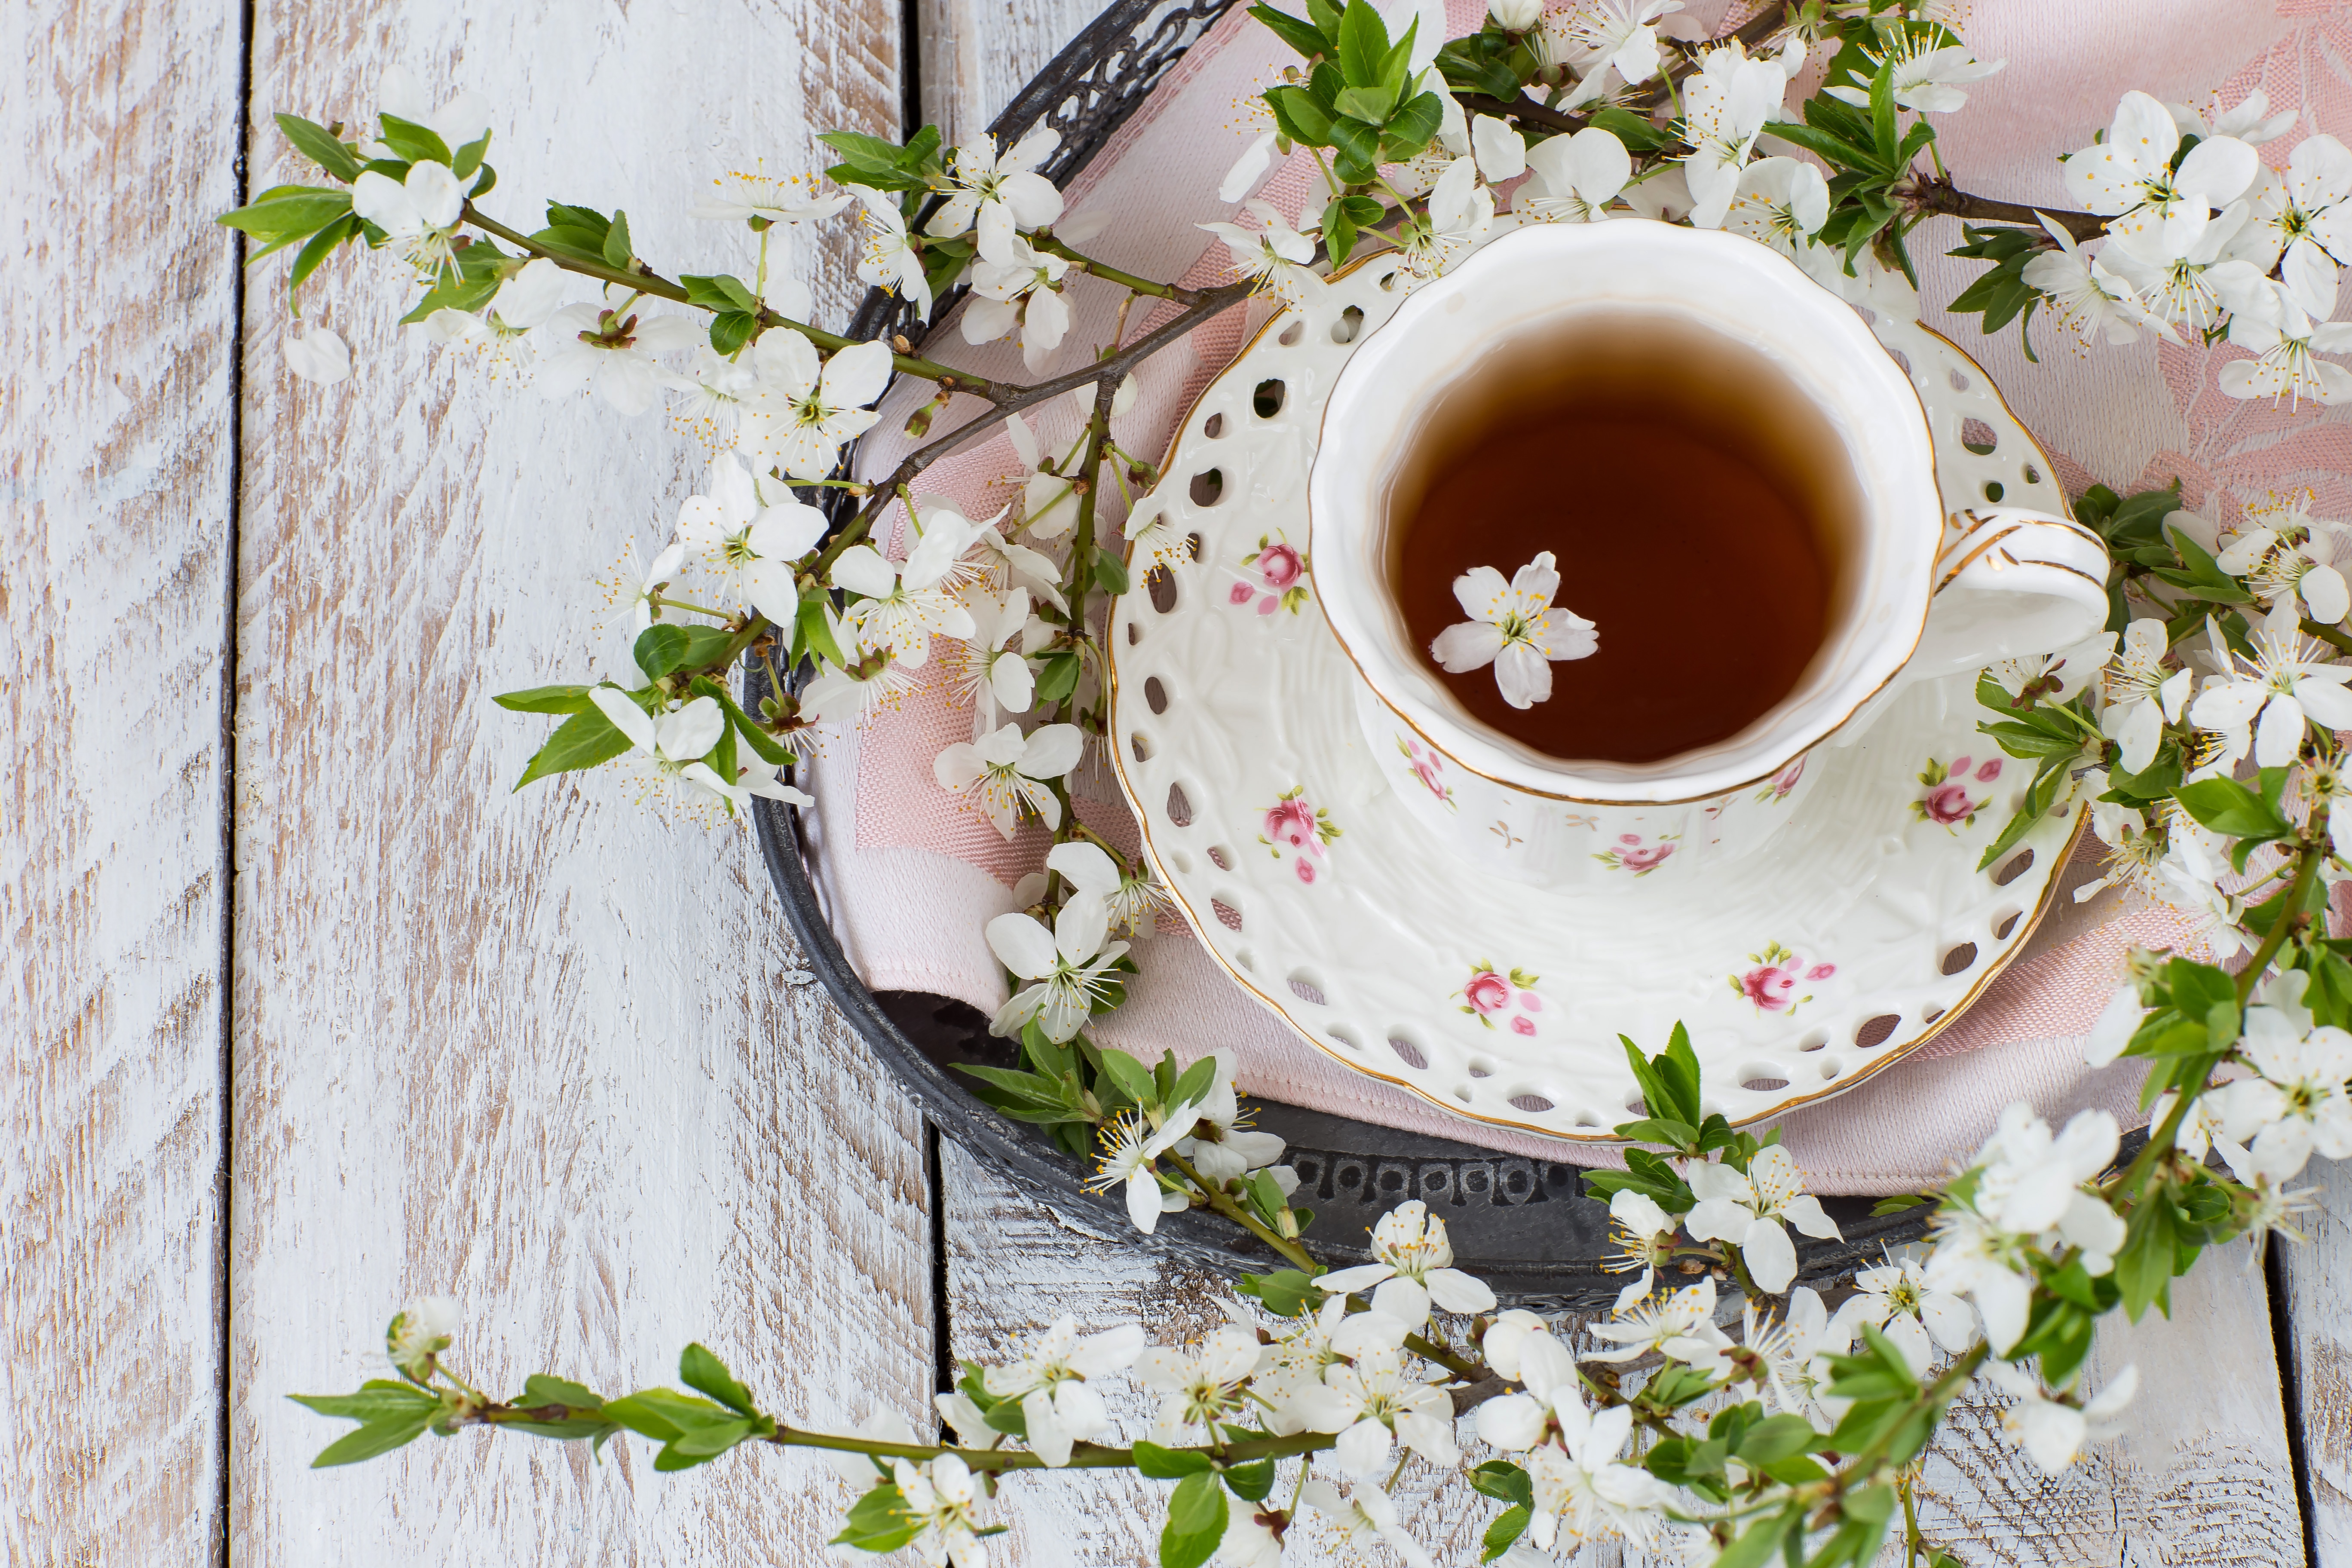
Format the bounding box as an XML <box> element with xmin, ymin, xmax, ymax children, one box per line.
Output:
<box><xmin>1458</xmin><ymin>963</ymin><xmax>1544</xmax><ymax>1035</ymax></box>
<box><xmin>1756</xmin><ymin>755</ymin><xmax>1806</xmax><ymax>804</ymax></box>
<box><xmin>1258</xmin><ymin>785</ymin><xmax>1341</xmax><ymax>884</ymax></box>
<box><xmin>1230</xmin><ymin>531</ymin><xmax>1312</xmax><ymax>616</ymax></box>
<box><xmin>1730</xmin><ymin>941</ymin><xmax>1836</xmax><ymax>1014</ymax></box>
<box><xmin>1593</xmin><ymin>832</ymin><xmax>1678</xmax><ymax>875</ymax></box>
<box><xmin>1910</xmin><ymin>752</ymin><xmax>2002</xmax><ymax>832</ymax></box>
<box><xmin>1394</xmin><ymin>734</ymin><xmax>1456</xmax><ymax>812</ymax></box>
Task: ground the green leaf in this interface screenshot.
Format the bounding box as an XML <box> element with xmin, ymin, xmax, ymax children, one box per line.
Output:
<box><xmin>1974</xmin><ymin>756</ymin><xmax>2067</xmax><ymax>871</ymax></box>
<box><xmin>818</xmin><ymin>130</ymin><xmax>916</xmax><ymax>174</ymax></box>
<box><xmin>1096</xmin><ymin>1047</ymin><xmax>1159</xmax><ymax>1104</ymax></box>
<box><xmin>375</xmin><ymin>113</ymin><xmax>453</xmax><ymax>166</ymax></box>
<box><xmin>1251</xmin><ymin>2</ymin><xmax>1334</xmax><ymax>58</ymax></box>
<box><xmin>1034</xmin><ymin>651</ymin><xmax>1082</xmax><ymax>704</ymax></box>
<box><xmin>522</xmin><ymin>1374</ymin><xmax>603</xmax><ymax>1409</ymax></box>
<box><xmin>2117</xmin><ymin>1188</ymin><xmax>2181</xmax><ymax>1321</ymax></box>
<box><xmin>1733</xmin><ymin>1412</ymin><xmax>1815</xmax><ymax>1466</ymax></box>
<box><xmin>397</xmin><ymin>273</ymin><xmax>499</xmax><ymax>325</ymax></box>
<box><xmin>1335</xmin><ymin>83</ymin><xmax>1399</xmax><ymax>124</ymax></box>
<box><xmin>1611</xmin><ymin>1117</ymin><xmax>1700</xmax><ymax>1150</ymax></box>
<box><xmin>276</xmin><ymin>113</ymin><xmax>364</xmax><ymax>181</ymax></box>
<box><xmin>1869</xmin><ymin>1192</ymin><xmax>1929</xmax><ymax>1216</ymax></box>
<box><xmin>679</xmin><ymin>1343</ymin><xmax>757</xmax><ymax>1415</ymax></box>
<box><xmin>1976</xmin><ymin>719</ymin><xmax>2088</xmax><ymax>760</ymax></box>
<box><xmin>2175</xmin><ymin>775</ymin><xmax>2291</xmax><ymax>840</ymax></box>
<box><xmin>832</xmin><ymin>1482</ymin><xmax>920</xmax><ymax>1552</ymax></box>
<box><xmin>1132</xmin><ymin>1439</ymin><xmax>1217</xmax><ymax>1478</ymax></box>
<box><xmin>600</xmin><ymin>1387</ymin><xmax>730</xmax><ymax>1443</ymax></box>
<box><xmin>1381</xmin><ymin>91</ymin><xmax>1442</xmax><ymax>160</ymax></box>
<box><xmin>1481</xmin><ymin>1507</ymin><xmax>1531</xmax><ymax>1562</ymax></box>
<box><xmin>218</xmin><ymin>187</ymin><xmax>354</xmax><ymax>239</ymax></box>
<box><xmin>1469</xmin><ymin>1459</ymin><xmax>1535</xmax><ymax>1507</ymax></box>
<box><xmin>451</xmin><ymin>131</ymin><xmax>491</xmax><ymax>180</ymax></box>
<box><xmin>1221</xmin><ymin>1457</ymin><xmax>1276</xmax><ymax>1501</ymax></box>
<box><xmin>287</xmin><ymin>215</ymin><xmax>361</xmax><ymax>294</ymax></box>
<box><xmin>720</xmin><ymin>691</ymin><xmax>790</xmax><ymax>764</ymax></box>
<box><xmin>634</xmin><ymin>622</ymin><xmax>737</xmax><ymax>680</ymax></box>
<box><xmin>1712</xmin><ymin>1507</ymin><xmax>1797</xmax><ymax>1568</ymax></box>
<box><xmin>289</xmin><ymin>1382</ymin><xmax>443</xmax><ymax>1422</ymax></box>
<box><xmin>1759</xmin><ymin>118</ymin><xmax>1882</xmax><ymax>173</ymax></box>
<box><xmin>513</xmin><ymin>704</ymin><xmax>634</xmax><ymax>790</ymax></box>
<box><xmin>661</xmin><ymin>1415</ymin><xmax>754</xmax><ymax>1464</ymax></box>
<box><xmin>603</xmin><ymin>209</ymin><xmax>634</xmax><ymax>269</ymax></box>
<box><xmin>1335</xmin><ymin>0</ymin><xmax>1391</xmax><ymax>86</ymax></box>
<box><xmin>1868</xmin><ymin>57</ymin><xmax>1900</xmax><ymax>165</ymax></box>
<box><xmin>1170</xmin><ymin>1053</ymin><xmax>1219</xmax><ymax>1111</ymax></box>
<box><xmin>1095</xmin><ymin>545</ymin><xmax>1131</xmax><ymax>595</ymax></box>
<box><xmin>1264</xmin><ymin>84</ymin><xmax>1335</xmax><ymax>147</ymax></box>
<box><xmin>1326</xmin><ymin>116</ymin><xmax>1380</xmax><ymax>183</ymax></box>
<box><xmin>710</xmin><ymin>310</ymin><xmax>760</xmax><ymax>355</ymax></box>
<box><xmin>310</xmin><ymin>1409</ymin><xmax>439</xmax><ymax>1467</ymax></box>
<box><xmin>1160</xmin><ymin>1471</ymin><xmax>1229</xmax><ymax>1568</ymax></box>
<box><xmin>1237</xmin><ymin>1268</ymin><xmax>1323</xmax><ymax>1318</ymax></box>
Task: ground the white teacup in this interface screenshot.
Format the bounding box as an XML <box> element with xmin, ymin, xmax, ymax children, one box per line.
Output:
<box><xmin>1309</xmin><ymin>222</ymin><xmax>2110</xmax><ymax>888</ymax></box>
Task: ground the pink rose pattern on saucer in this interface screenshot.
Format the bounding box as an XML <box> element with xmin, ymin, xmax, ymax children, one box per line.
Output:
<box><xmin>1230</xmin><ymin>531</ymin><xmax>1312</xmax><ymax>616</ymax></box>
<box><xmin>1731</xmin><ymin>941</ymin><xmax>1836</xmax><ymax>1015</ymax></box>
<box><xmin>1458</xmin><ymin>963</ymin><xmax>1544</xmax><ymax>1036</ymax></box>
<box><xmin>1258</xmin><ymin>785</ymin><xmax>1341</xmax><ymax>884</ymax></box>
<box><xmin>1911</xmin><ymin>753</ymin><xmax>2002</xmax><ymax>831</ymax></box>
<box><xmin>1394</xmin><ymin>734</ymin><xmax>1456</xmax><ymax>812</ymax></box>
<box><xmin>1755</xmin><ymin>755</ymin><xmax>1806</xmax><ymax>804</ymax></box>
<box><xmin>1593</xmin><ymin>832</ymin><xmax>1678</xmax><ymax>875</ymax></box>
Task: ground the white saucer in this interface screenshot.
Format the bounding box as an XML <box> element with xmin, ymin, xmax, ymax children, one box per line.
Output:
<box><xmin>1106</xmin><ymin>220</ymin><xmax>2088</xmax><ymax>1140</ymax></box>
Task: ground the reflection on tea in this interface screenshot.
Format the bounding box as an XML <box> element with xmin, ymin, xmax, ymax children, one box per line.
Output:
<box><xmin>1388</xmin><ymin>311</ymin><xmax>1856</xmax><ymax>766</ymax></box>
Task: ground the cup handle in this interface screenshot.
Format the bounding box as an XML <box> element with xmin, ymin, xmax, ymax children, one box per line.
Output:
<box><xmin>1902</xmin><ymin>507</ymin><xmax>2113</xmax><ymax>685</ymax></box>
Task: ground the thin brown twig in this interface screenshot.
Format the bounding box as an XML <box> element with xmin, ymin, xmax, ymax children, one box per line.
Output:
<box><xmin>1900</xmin><ymin>175</ymin><xmax>2104</xmax><ymax>242</ymax></box>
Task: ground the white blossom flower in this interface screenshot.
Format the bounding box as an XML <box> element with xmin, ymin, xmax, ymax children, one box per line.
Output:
<box><xmin>1470</xmin><ymin>114</ymin><xmax>1527</xmax><ymax>184</ymax></box>
<box><xmin>962</xmin><ymin>236</ymin><xmax>1072</xmax><ymax>371</ymax></box>
<box><xmin>1175</xmin><ymin>1049</ymin><xmax>1289</xmax><ymax>1183</ymax></box>
<box><xmin>892</xmin><ymin>1452</ymin><xmax>990</xmax><ymax>1568</ymax></box>
<box><xmin>1430</xmin><ymin>552</ymin><xmax>1599</xmax><ymax>709</ymax></box>
<box><xmin>926</xmin><ymin>127</ymin><xmax>1065</xmax><ymax>266</ymax></box>
<box><xmin>1137</xmin><ymin>1326</ymin><xmax>1263</xmax><ymax>1442</ymax></box>
<box><xmin>1822</xmin><ymin>38</ymin><xmax>2004</xmax><ymax>115</ymax></box>
<box><xmin>1620</xmin><ymin>162</ymin><xmax>1695</xmax><ymax>224</ymax></box>
<box><xmin>2082</xmin><ymin>980</ymin><xmax>2147</xmax><ymax>1068</ymax></box>
<box><xmin>1601</xmin><ymin>1188</ymin><xmax>1675</xmax><ymax>1312</ymax></box>
<box><xmin>676</xmin><ymin>453</ymin><xmax>827</xmax><ymax>616</ymax></box>
<box><xmin>620</xmin><ymin>536</ymin><xmax>688</xmax><ymax>637</ymax></box>
<box><xmin>1926</xmin><ymin>1107</ymin><xmax>2122</xmax><ymax>1353</ymax></box>
<box><xmin>1307</xmin><ymin>1348</ymin><xmax>1460</xmax><ymax>1475</ymax></box>
<box><xmin>539</xmin><ymin>285</ymin><xmax>703</xmax><ymax>416</ymax></box>
<box><xmin>1681</xmin><ymin>1145</ymin><xmax>1841</xmax><ymax>1294</ymax></box>
<box><xmin>1681</xmin><ymin>40</ymin><xmax>1792</xmax><ymax>230</ymax></box>
<box><xmin>847</xmin><ymin>185</ymin><xmax>935</xmax><ymax>317</ymax></box>
<box><xmin>374</xmin><ymin>65</ymin><xmax>490</xmax><ymax>153</ymax></box>
<box><xmin>1520</xmin><ymin>1396</ymin><xmax>1675</xmax><ymax>1552</ymax></box>
<box><xmin>1299</xmin><ymin>1480</ymin><xmax>1434</xmax><ymax>1568</ymax></box>
<box><xmin>589</xmin><ymin>689</ymin><xmax>746</xmax><ymax>808</ymax></box>
<box><xmin>832</xmin><ymin>505</ymin><xmax>991</xmax><ymax>665</ymax></box>
<box><xmin>1477</xmin><ymin>1308</ymin><xmax>1566</xmax><ymax>1387</ymax></box>
<box><xmin>2221</xmin><ymin>279</ymin><xmax>2352</xmax><ymax>407</ymax></box>
<box><xmin>690</xmin><ymin>168</ymin><xmax>852</xmax><ymax>225</ymax></box>
<box><xmin>1373</xmin><ymin>0</ymin><xmax>1447</xmax><ymax>71</ymax></box>
<box><xmin>1983</xmin><ymin>1360</ymin><xmax>2138</xmax><ymax>1475</ymax></box>
<box><xmin>2215</xmin><ymin>1004</ymin><xmax>2352</xmax><ymax>1183</ymax></box>
<box><xmin>741</xmin><ymin>328</ymin><xmax>894</xmax><ymax>481</ymax></box>
<box><xmin>2169</xmin><ymin>87</ymin><xmax>2297</xmax><ymax>147</ymax></box>
<box><xmin>1217</xmin><ymin>1496</ymin><xmax>1286</xmax><ymax>1568</ymax></box>
<box><xmin>801</xmin><ymin>655</ymin><xmax>916</xmax><ymax>726</ymax></box>
<box><xmin>462</xmin><ymin>256</ymin><xmax>568</xmax><ymax>344</ymax></box>
<box><xmin>1219</xmin><ymin>130</ymin><xmax>1278</xmax><ymax>204</ymax></box>
<box><xmin>955</xmin><ymin>586</ymin><xmax>1038</xmax><ymax>726</ymax></box>
<box><xmin>2247</xmin><ymin>133</ymin><xmax>2352</xmax><ymax>308</ymax></box>
<box><xmin>386</xmin><ymin>1295</ymin><xmax>459</xmax><ymax>1380</ymax></box>
<box><xmin>1829</xmin><ymin>1254</ymin><xmax>1975</xmax><ymax>1378</ymax></box>
<box><xmin>352</xmin><ymin>159</ymin><xmax>465</xmax><ymax>279</ymax></box>
<box><xmin>1490</xmin><ymin>0</ymin><xmax>1543</xmax><ymax>27</ymax></box>
<box><xmin>2098</xmin><ymin>618</ymin><xmax>2194</xmax><ymax>773</ymax></box>
<box><xmin>2187</xmin><ymin>600</ymin><xmax>2352</xmax><ymax>767</ymax></box>
<box><xmin>1517</xmin><ymin>128</ymin><xmax>1632</xmax><ymax>224</ymax></box>
<box><xmin>1397</xmin><ymin>156</ymin><xmax>1495</xmax><ymax>280</ymax></box>
<box><xmin>986</xmin><ymin>889</ymin><xmax>1128</xmax><ymax>1044</ymax></box>
<box><xmin>2102</xmin><ymin>199</ymin><xmax>2272</xmax><ymax>333</ymax></box>
<box><xmin>980</xmin><ymin>1316</ymin><xmax>1145</xmax><ymax>1467</ymax></box>
<box><xmin>933</xmin><ymin>720</ymin><xmax>1083</xmax><ymax>838</ymax></box>
<box><xmin>1106</xmin><ymin>863</ymin><xmax>1177</xmax><ymax>941</ymax></box>
<box><xmin>283</xmin><ymin>324</ymin><xmax>352</xmax><ymax>384</ymax></box>
<box><xmin>1198</xmin><ymin>199</ymin><xmax>1324</xmax><ymax>306</ymax></box>
<box><xmin>1721</xmin><ymin>156</ymin><xmax>1829</xmax><ymax>259</ymax></box>
<box><xmin>2021</xmin><ymin>216</ymin><xmax>2175</xmax><ymax>347</ymax></box>
<box><xmin>2062</xmin><ymin>90</ymin><xmax>2259</xmax><ymax>248</ymax></box>
<box><xmin>659</xmin><ymin>346</ymin><xmax>760</xmax><ymax>453</ymax></box>
<box><xmin>2148</xmin><ymin>1086</ymin><xmax>2254</xmax><ymax>1183</ymax></box>
<box><xmin>2218</xmin><ymin>512</ymin><xmax>2352</xmax><ymax>622</ymax></box>
<box><xmin>1553</xmin><ymin>0</ymin><xmax>1683</xmax><ymax>87</ymax></box>
<box><xmin>1314</xmin><ymin>1200</ymin><xmax>1497</xmax><ymax>1326</ymax></box>
<box><xmin>1584</xmin><ymin>1276</ymin><xmax>1721</xmax><ymax>1364</ymax></box>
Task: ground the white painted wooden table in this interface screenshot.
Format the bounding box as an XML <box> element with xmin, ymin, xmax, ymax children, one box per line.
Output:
<box><xmin>3</xmin><ymin>1</ymin><xmax>2346</xmax><ymax>1562</ymax></box>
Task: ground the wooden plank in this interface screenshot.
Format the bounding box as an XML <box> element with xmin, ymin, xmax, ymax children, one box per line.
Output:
<box><xmin>916</xmin><ymin>0</ymin><xmax>1121</xmax><ymax>147</ymax></box>
<box><xmin>228</xmin><ymin>4</ymin><xmax>932</xmax><ymax>1563</ymax></box>
<box><xmin>0</xmin><ymin>1</ymin><xmax>239</xmax><ymax>1562</ymax></box>
<box><xmin>2276</xmin><ymin>1159</ymin><xmax>2352</xmax><ymax>1562</ymax></box>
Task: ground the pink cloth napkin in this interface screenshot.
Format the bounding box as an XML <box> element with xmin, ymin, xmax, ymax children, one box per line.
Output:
<box><xmin>806</xmin><ymin>0</ymin><xmax>2352</xmax><ymax>1194</ymax></box>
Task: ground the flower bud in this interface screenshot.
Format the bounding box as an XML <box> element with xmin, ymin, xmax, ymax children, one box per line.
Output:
<box><xmin>1489</xmin><ymin>0</ymin><xmax>1543</xmax><ymax>28</ymax></box>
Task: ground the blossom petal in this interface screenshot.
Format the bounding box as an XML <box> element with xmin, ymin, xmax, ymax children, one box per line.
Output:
<box><xmin>1430</xmin><ymin>619</ymin><xmax>1504</xmax><ymax>672</ymax></box>
<box><xmin>985</xmin><ymin>911</ymin><xmax>1059</xmax><ymax>981</ymax></box>
<box><xmin>1737</xmin><ymin>1217</ymin><xmax>1798</xmax><ymax>1293</ymax></box>
<box><xmin>589</xmin><ymin>686</ymin><xmax>658</xmax><ymax>753</ymax></box>
<box><xmin>1493</xmin><ymin>642</ymin><xmax>1553</xmax><ymax>708</ymax></box>
<box><xmin>1019</xmin><ymin>722</ymin><xmax>1085</xmax><ymax>779</ymax></box>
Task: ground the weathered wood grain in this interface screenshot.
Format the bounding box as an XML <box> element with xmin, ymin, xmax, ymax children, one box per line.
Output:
<box><xmin>2278</xmin><ymin>1159</ymin><xmax>2352</xmax><ymax>1562</ymax></box>
<box><xmin>916</xmin><ymin>0</ymin><xmax>1120</xmax><ymax>146</ymax></box>
<box><xmin>0</xmin><ymin>1</ymin><xmax>239</xmax><ymax>1562</ymax></box>
<box><xmin>229</xmin><ymin>4</ymin><xmax>931</xmax><ymax>1564</ymax></box>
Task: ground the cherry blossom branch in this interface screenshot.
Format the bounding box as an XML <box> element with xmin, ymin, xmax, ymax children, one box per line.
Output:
<box><xmin>1033</xmin><ymin>234</ymin><xmax>1213</xmax><ymax>306</ymax></box>
<box><xmin>1898</xmin><ymin>175</ymin><xmax>2104</xmax><ymax>241</ymax></box>
<box><xmin>458</xmin><ymin>203</ymin><xmax>1005</xmax><ymax>398</ymax></box>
